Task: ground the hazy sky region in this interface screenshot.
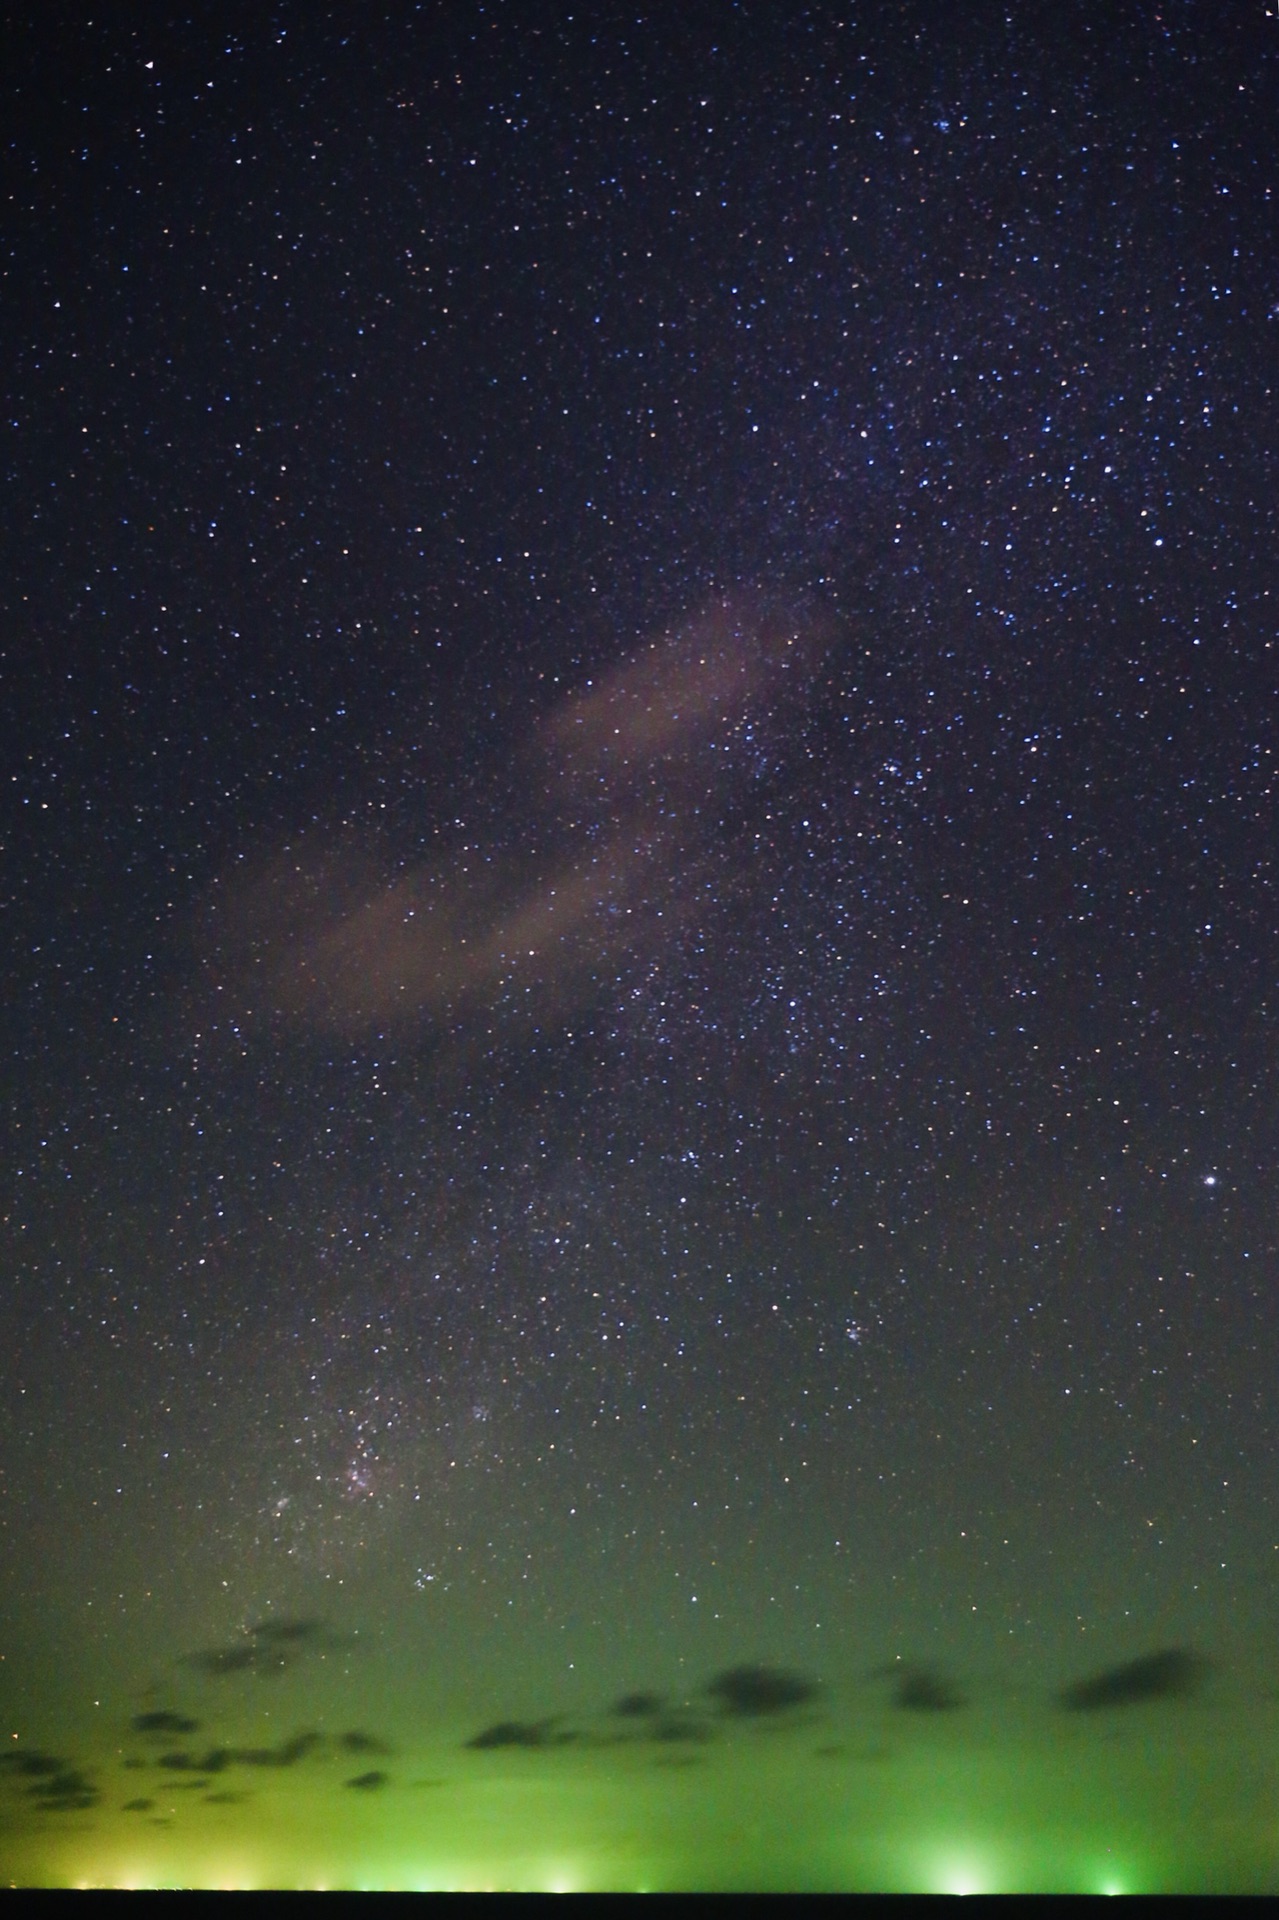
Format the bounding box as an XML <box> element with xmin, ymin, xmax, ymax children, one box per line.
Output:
<box><xmin>0</xmin><ymin>3</ymin><xmax>1276</xmax><ymax>1872</ymax></box>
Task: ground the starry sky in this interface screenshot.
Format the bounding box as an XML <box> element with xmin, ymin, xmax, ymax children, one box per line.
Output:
<box><xmin>2</xmin><ymin>1</ymin><xmax>1276</xmax><ymax>1731</ymax></box>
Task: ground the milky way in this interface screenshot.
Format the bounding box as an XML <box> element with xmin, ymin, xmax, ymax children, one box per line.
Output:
<box><xmin>1</xmin><ymin>4</ymin><xmax>1275</xmax><ymax>1845</ymax></box>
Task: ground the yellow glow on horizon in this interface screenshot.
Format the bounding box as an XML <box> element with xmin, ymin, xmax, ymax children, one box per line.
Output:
<box><xmin>930</xmin><ymin>1846</ymin><xmax>999</xmax><ymax>1896</ymax></box>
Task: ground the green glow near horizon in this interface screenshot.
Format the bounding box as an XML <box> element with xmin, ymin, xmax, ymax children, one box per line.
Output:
<box><xmin>28</xmin><ymin>1833</ymin><xmax>1176</xmax><ymax>1896</ymax></box>
<box><xmin>9</xmin><ymin>1702</ymin><xmax>1274</xmax><ymax>1894</ymax></box>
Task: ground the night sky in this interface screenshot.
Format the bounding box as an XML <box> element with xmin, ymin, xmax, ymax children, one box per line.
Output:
<box><xmin>2</xmin><ymin>0</ymin><xmax>1276</xmax><ymax>1740</ymax></box>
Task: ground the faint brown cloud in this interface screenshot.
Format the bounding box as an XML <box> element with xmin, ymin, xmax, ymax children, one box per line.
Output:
<box><xmin>198</xmin><ymin>592</ymin><xmax>831</xmax><ymax>1038</ymax></box>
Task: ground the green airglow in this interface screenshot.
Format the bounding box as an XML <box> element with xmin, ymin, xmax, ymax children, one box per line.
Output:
<box><xmin>6</xmin><ymin>1705</ymin><xmax>1274</xmax><ymax>1894</ymax></box>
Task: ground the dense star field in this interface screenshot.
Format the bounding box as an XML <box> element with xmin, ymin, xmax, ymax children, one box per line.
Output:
<box><xmin>0</xmin><ymin>0</ymin><xmax>1276</xmax><ymax>1890</ymax></box>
